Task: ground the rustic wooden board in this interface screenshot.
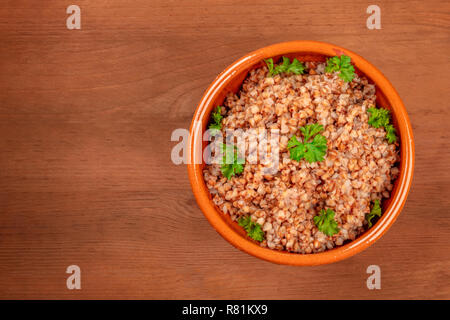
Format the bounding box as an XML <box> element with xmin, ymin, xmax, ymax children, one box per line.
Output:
<box><xmin>0</xmin><ymin>0</ymin><xmax>449</xmax><ymax>299</ymax></box>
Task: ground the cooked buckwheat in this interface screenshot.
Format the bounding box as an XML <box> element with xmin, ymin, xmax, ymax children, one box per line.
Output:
<box><xmin>203</xmin><ymin>61</ymin><xmax>399</xmax><ymax>253</ymax></box>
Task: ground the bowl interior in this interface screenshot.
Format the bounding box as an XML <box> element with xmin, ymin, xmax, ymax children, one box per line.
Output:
<box><xmin>199</xmin><ymin>52</ymin><xmax>403</xmax><ymax>246</ymax></box>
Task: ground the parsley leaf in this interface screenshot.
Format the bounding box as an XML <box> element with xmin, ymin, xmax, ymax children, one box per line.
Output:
<box><xmin>238</xmin><ymin>216</ymin><xmax>264</xmax><ymax>242</ymax></box>
<box><xmin>366</xmin><ymin>199</ymin><xmax>382</xmax><ymax>227</ymax></box>
<box><xmin>208</xmin><ymin>106</ymin><xmax>223</xmax><ymax>135</ymax></box>
<box><xmin>265</xmin><ymin>56</ymin><xmax>305</xmax><ymax>76</ymax></box>
<box><xmin>304</xmin><ymin>134</ymin><xmax>328</xmax><ymax>163</ymax></box>
<box><xmin>367</xmin><ymin>107</ymin><xmax>398</xmax><ymax>144</ymax></box>
<box><xmin>287</xmin><ymin>124</ymin><xmax>327</xmax><ymax>163</ymax></box>
<box><xmin>325</xmin><ymin>55</ymin><xmax>355</xmax><ymax>82</ymax></box>
<box><xmin>313</xmin><ymin>208</ymin><xmax>340</xmax><ymax>236</ymax></box>
<box><xmin>220</xmin><ymin>143</ymin><xmax>244</xmax><ymax>179</ymax></box>
<box><xmin>286</xmin><ymin>57</ymin><xmax>306</xmax><ymax>74</ymax></box>
<box><xmin>300</xmin><ymin>123</ymin><xmax>325</xmax><ymax>141</ymax></box>
<box><xmin>287</xmin><ymin>136</ymin><xmax>306</xmax><ymax>160</ymax></box>
<box><xmin>385</xmin><ymin>124</ymin><xmax>397</xmax><ymax>144</ymax></box>
<box><xmin>265</xmin><ymin>58</ymin><xmax>274</xmax><ymax>76</ymax></box>
<box><xmin>367</xmin><ymin>107</ymin><xmax>390</xmax><ymax>128</ymax></box>
<box><xmin>274</xmin><ymin>56</ymin><xmax>291</xmax><ymax>75</ymax></box>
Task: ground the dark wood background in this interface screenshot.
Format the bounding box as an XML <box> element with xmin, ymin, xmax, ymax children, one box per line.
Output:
<box><xmin>0</xmin><ymin>0</ymin><xmax>449</xmax><ymax>299</ymax></box>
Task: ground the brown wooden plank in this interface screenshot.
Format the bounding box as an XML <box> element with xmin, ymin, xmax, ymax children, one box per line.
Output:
<box><xmin>0</xmin><ymin>0</ymin><xmax>449</xmax><ymax>299</ymax></box>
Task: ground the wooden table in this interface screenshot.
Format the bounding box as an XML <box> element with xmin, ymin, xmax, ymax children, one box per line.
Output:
<box><xmin>0</xmin><ymin>0</ymin><xmax>449</xmax><ymax>299</ymax></box>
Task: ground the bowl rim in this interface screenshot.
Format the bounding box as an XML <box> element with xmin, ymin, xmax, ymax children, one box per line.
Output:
<box><xmin>187</xmin><ymin>40</ymin><xmax>415</xmax><ymax>266</ymax></box>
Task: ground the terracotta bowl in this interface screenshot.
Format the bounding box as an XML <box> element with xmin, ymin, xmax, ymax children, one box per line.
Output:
<box><xmin>187</xmin><ymin>41</ymin><xmax>414</xmax><ymax>266</ymax></box>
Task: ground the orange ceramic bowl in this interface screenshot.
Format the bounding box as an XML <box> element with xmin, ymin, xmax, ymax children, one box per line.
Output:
<box><xmin>187</xmin><ymin>41</ymin><xmax>414</xmax><ymax>266</ymax></box>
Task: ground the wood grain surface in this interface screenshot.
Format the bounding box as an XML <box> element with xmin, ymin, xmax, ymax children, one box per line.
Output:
<box><xmin>0</xmin><ymin>0</ymin><xmax>449</xmax><ymax>299</ymax></box>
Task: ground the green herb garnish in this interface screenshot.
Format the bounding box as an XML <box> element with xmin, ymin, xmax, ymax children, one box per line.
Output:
<box><xmin>325</xmin><ymin>55</ymin><xmax>355</xmax><ymax>82</ymax></box>
<box><xmin>385</xmin><ymin>124</ymin><xmax>397</xmax><ymax>144</ymax></box>
<box><xmin>265</xmin><ymin>57</ymin><xmax>305</xmax><ymax>77</ymax></box>
<box><xmin>366</xmin><ymin>199</ymin><xmax>382</xmax><ymax>227</ymax></box>
<box><xmin>220</xmin><ymin>143</ymin><xmax>244</xmax><ymax>179</ymax></box>
<box><xmin>287</xmin><ymin>123</ymin><xmax>328</xmax><ymax>163</ymax></box>
<box><xmin>313</xmin><ymin>208</ymin><xmax>340</xmax><ymax>236</ymax></box>
<box><xmin>208</xmin><ymin>106</ymin><xmax>223</xmax><ymax>135</ymax></box>
<box><xmin>238</xmin><ymin>216</ymin><xmax>264</xmax><ymax>242</ymax></box>
<box><xmin>367</xmin><ymin>107</ymin><xmax>390</xmax><ymax>128</ymax></box>
<box><xmin>367</xmin><ymin>107</ymin><xmax>397</xmax><ymax>143</ymax></box>
<box><xmin>264</xmin><ymin>58</ymin><xmax>274</xmax><ymax>76</ymax></box>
